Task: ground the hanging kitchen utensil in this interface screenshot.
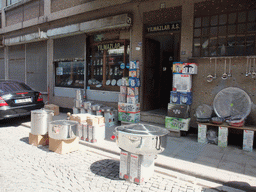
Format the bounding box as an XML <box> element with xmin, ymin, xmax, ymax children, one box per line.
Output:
<box><xmin>221</xmin><ymin>58</ymin><xmax>228</xmax><ymax>80</ymax></box>
<box><xmin>228</xmin><ymin>58</ymin><xmax>232</xmax><ymax>77</ymax></box>
<box><xmin>207</xmin><ymin>58</ymin><xmax>213</xmax><ymax>82</ymax></box>
<box><xmin>252</xmin><ymin>58</ymin><xmax>256</xmax><ymax>79</ymax></box>
<box><xmin>248</xmin><ymin>58</ymin><xmax>252</xmax><ymax>76</ymax></box>
<box><xmin>213</xmin><ymin>58</ymin><xmax>217</xmax><ymax>79</ymax></box>
<box><xmin>246</xmin><ymin>57</ymin><xmax>249</xmax><ymax>77</ymax></box>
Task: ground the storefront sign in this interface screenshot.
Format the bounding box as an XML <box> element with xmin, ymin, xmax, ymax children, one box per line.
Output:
<box><xmin>98</xmin><ymin>43</ymin><xmax>121</xmax><ymax>51</ymax></box>
<box><xmin>146</xmin><ymin>22</ymin><xmax>181</xmax><ymax>33</ymax></box>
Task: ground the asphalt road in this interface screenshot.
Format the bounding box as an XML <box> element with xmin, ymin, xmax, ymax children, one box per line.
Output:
<box><xmin>0</xmin><ymin>116</ymin><xmax>246</xmax><ymax>192</ymax></box>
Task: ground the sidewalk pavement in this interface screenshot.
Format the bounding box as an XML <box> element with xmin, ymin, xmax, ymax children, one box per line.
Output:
<box><xmin>22</xmin><ymin>112</ymin><xmax>256</xmax><ymax>191</ymax></box>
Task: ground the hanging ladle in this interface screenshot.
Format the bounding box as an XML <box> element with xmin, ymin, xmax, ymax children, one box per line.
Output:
<box><xmin>207</xmin><ymin>58</ymin><xmax>214</xmax><ymax>82</ymax></box>
<box><xmin>248</xmin><ymin>58</ymin><xmax>252</xmax><ymax>76</ymax></box>
<box><xmin>213</xmin><ymin>58</ymin><xmax>217</xmax><ymax>79</ymax></box>
<box><xmin>252</xmin><ymin>58</ymin><xmax>256</xmax><ymax>79</ymax></box>
<box><xmin>246</xmin><ymin>57</ymin><xmax>249</xmax><ymax>77</ymax></box>
<box><xmin>228</xmin><ymin>58</ymin><xmax>232</xmax><ymax>77</ymax></box>
<box><xmin>222</xmin><ymin>58</ymin><xmax>228</xmax><ymax>80</ymax></box>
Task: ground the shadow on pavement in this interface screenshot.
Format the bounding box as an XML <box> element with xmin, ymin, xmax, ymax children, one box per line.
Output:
<box><xmin>210</xmin><ymin>181</ymin><xmax>256</xmax><ymax>192</ymax></box>
<box><xmin>0</xmin><ymin>115</ymin><xmax>31</xmax><ymax>128</ymax></box>
<box><xmin>90</xmin><ymin>159</ymin><xmax>123</xmax><ymax>181</ymax></box>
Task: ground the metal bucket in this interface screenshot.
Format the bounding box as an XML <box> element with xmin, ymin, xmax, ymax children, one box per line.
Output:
<box><xmin>48</xmin><ymin>120</ymin><xmax>78</xmax><ymax>140</ymax></box>
<box><xmin>75</xmin><ymin>89</ymin><xmax>83</xmax><ymax>100</ymax></box>
<box><xmin>31</xmin><ymin>109</ymin><xmax>54</xmax><ymax>135</ymax></box>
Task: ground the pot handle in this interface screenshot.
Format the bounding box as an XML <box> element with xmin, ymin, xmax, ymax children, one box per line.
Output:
<box><xmin>156</xmin><ymin>136</ymin><xmax>161</xmax><ymax>150</ymax></box>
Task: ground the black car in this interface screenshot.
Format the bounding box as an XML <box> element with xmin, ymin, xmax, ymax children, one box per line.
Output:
<box><xmin>0</xmin><ymin>80</ymin><xmax>44</xmax><ymax>120</ymax></box>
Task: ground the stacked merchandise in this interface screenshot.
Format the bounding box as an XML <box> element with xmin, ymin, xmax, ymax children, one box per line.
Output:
<box><xmin>119</xmin><ymin>150</ymin><xmax>155</xmax><ymax>184</ymax></box>
<box><xmin>165</xmin><ymin>62</ymin><xmax>198</xmax><ymax>133</ymax></box>
<box><xmin>48</xmin><ymin>120</ymin><xmax>80</xmax><ymax>154</ymax></box>
<box><xmin>69</xmin><ymin>113</ymin><xmax>105</xmax><ymax>143</ymax></box>
<box><xmin>73</xmin><ymin>90</ymin><xmax>118</xmax><ymax>128</ymax></box>
<box><xmin>29</xmin><ymin>109</ymin><xmax>54</xmax><ymax>146</ymax></box>
<box><xmin>118</xmin><ymin>61</ymin><xmax>140</xmax><ymax>123</ymax></box>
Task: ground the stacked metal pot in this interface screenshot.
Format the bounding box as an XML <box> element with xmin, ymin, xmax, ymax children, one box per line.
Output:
<box><xmin>114</xmin><ymin>123</ymin><xmax>169</xmax><ymax>184</ymax></box>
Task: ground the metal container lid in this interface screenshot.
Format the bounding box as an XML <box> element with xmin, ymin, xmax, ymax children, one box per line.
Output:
<box><xmin>116</xmin><ymin>124</ymin><xmax>169</xmax><ymax>136</ymax></box>
<box><xmin>32</xmin><ymin>109</ymin><xmax>54</xmax><ymax>114</ymax></box>
<box><xmin>49</xmin><ymin>120</ymin><xmax>78</xmax><ymax>126</ymax></box>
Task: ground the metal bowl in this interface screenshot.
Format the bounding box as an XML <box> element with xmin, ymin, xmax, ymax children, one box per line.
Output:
<box><xmin>115</xmin><ymin>124</ymin><xmax>169</xmax><ymax>155</ymax></box>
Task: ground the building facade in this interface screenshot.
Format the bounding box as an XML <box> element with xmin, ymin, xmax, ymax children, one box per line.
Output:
<box><xmin>0</xmin><ymin>0</ymin><xmax>255</xmax><ymax>127</ymax></box>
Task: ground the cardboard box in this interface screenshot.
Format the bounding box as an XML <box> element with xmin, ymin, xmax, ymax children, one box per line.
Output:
<box><xmin>165</xmin><ymin>117</ymin><xmax>190</xmax><ymax>131</ymax></box>
<box><xmin>87</xmin><ymin>124</ymin><xmax>105</xmax><ymax>143</ymax></box>
<box><xmin>121</xmin><ymin>77</ymin><xmax>129</xmax><ymax>86</ymax></box>
<box><xmin>49</xmin><ymin>137</ymin><xmax>79</xmax><ymax>154</ymax></box>
<box><xmin>70</xmin><ymin>113</ymin><xmax>94</xmax><ymax>124</ymax></box>
<box><xmin>29</xmin><ymin>132</ymin><xmax>49</xmax><ymax>146</ymax></box>
<box><xmin>126</xmin><ymin>112</ymin><xmax>140</xmax><ymax>123</ymax></box>
<box><xmin>120</xmin><ymin>86</ymin><xmax>127</xmax><ymax>94</ymax></box>
<box><xmin>127</xmin><ymin>87</ymin><xmax>139</xmax><ymax>96</ymax></box>
<box><xmin>170</xmin><ymin>91</ymin><xmax>180</xmax><ymax>104</ymax></box>
<box><xmin>119</xmin><ymin>94</ymin><xmax>126</xmax><ymax>103</ymax></box>
<box><xmin>129</xmin><ymin>70</ymin><xmax>137</xmax><ymax>78</ymax></box>
<box><xmin>172</xmin><ymin>62</ymin><xmax>184</xmax><ymax>73</ymax></box>
<box><xmin>129</xmin><ymin>77</ymin><xmax>136</xmax><ymax>87</ymax></box>
<box><xmin>179</xmin><ymin>92</ymin><xmax>193</xmax><ymax>105</ymax></box>
<box><xmin>118</xmin><ymin>102</ymin><xmax>127</xmax><ymax>112</ymax></box>
<box><xmin>127</xmin><ymin>103</ymin><xmax>140</xmax><ymax>113</ymax></box>
<box><xmin>129</xmin><ymin>153</ymin><xmax>155</xmax><ymax>184</ymax></box>
<box><xmin>127</xmin><ymin>95</ymin><xmax>139</xmax><ymax>104</ymax></box>
<box><xmin>218</xmin><ymin>127</ymin><xmax>228</xmax><ymax>147</ymax></box>
<box><xmin>198</xmin><ymin>124</ymin><xmax>207</xmax><ymax>144</ymax></box>
<box><xmin>167</xmin><ymin>103</ymin><xmax>190</xmax><ymax>118</ymax></box>
<box><xmin>183</xmin><ymin>63</ymin><xmax>198</xmax><ymax>74</ymax></box>
<box><xmin>104</xmin><ymin>110</ymin><xmax>118</xmax><ymax>127</ymax></box>
<box><xmin>119</xmin><ymin>150</ymin><xmax>129</xmax><ymax>180</ymax></box>
<box><xmin>44</xmin><ymin>104</ymin><xmax>59</xmax><ymax>116</ymax></box>
<box><xmin>87</xmin><ymin>117</ymin><xmax>99</xmax><ymax>126</ymax></box>
<box><xmin>243</xmin><ymin>130</ymin><xmax>254</xmax><ymax>152</ymax></box>
<box><xmin>173</xmin><ymin>74</ymin><xmax>192</xmax><ymax>92</ymax></box>
<box><xmin>130</xmin><ymin>60</ymin><xmax>139</xmax><ymax>69</ymax></box>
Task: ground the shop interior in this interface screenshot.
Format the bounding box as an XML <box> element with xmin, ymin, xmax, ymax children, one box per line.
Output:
<box><xmin>143</xmin><ymin>33</ymin><xmax>180</xmax><ymax>114</ymax></box>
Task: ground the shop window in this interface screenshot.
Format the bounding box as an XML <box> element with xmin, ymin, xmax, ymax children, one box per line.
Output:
<box><xmin>55</xmin><ymin>60</ymin><xmax>84</xmax><ymax>88</ymax></box>
<box><xmin>6</xmin><ymin>0</ymin><xmax>21</xmax><ymax>6</ymax></box>
<box><xmin>87</xmin><ymin>39</ymin><xmax>129</xmax><ymax>91</ymax></box>
<box><xmin>193</xmin><ymin>8</ymin><xmax>256</xmax><ymax>57</ymax></box>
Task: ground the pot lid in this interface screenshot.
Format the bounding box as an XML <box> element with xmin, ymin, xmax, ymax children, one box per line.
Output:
<box><xmin>50</xmin><ymin>120</ymin><xmax>78</xmax><ymax>126</ymax></box>
<box><xmin>32</xmin><ymin>109</ymin><xmax>54</xmax><ymax>114</ymax></box>
<box><xmin>116</xmin><ymin>124</ymin><xmax>169</xmax><ymax>136</ymax></box>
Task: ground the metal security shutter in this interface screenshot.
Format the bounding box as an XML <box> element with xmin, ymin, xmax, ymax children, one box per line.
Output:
<box><xmin>0</xmin><ymin>48</ymin><xmax>5</xmax><ymax>79</ymax></box>
<box><xmin>26</xmin><ymin>41</ymin><xmax>47</xmax><ymax>92</ymax></box>
<box><xmin>8</xmin><ymin>44</ymin><xmax>25</xmax><ymax>82</ymax></box>
<box><xmin>53</xmin><ymin>34</ymin><xmax>86</xmax><ymax>60</ymax></box>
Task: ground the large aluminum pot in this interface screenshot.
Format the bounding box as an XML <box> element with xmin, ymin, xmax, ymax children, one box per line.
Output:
<box><xmin>48</xmin><ymin>120</ymin><xmax>78</xmax><ymax>140</ymax></box>
<box><xmin>115</xmin><ymin>124</ymin><xmax>169</xmax><ymax>155</ymax></box>
<box><xmin>31</xmin><ymin>109</ymin><xmax>54</xmax><ymax>135</ymax></box>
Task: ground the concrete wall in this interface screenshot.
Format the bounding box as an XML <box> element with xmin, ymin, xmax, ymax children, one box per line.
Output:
<box><xmin>190</xmin><ymin>57</ymin><xmax>256</xmax><ymax>127</ymax></box>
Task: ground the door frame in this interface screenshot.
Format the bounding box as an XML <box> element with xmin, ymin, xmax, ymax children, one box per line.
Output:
<box><xmin>141</xmin><ymin>30</ymin><xmax>181</xmax><ymax>111</ymax></box>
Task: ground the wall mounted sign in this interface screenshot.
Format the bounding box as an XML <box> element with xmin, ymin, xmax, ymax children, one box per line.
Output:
<box><xmin>97</xmin><ymin>43</ymin><xmax>121</xmax><ymax>51</ymax></box>
<box><xmin>146</xmin><ymin>22</ymin><xmax>181</xmax><ymax>33</ymax></box>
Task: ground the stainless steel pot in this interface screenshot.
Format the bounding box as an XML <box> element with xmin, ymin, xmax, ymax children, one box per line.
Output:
<box><xmin>115</xmin><ymin>124</ymin><xmax>169</xmax><ymax>155</ymax></box>
<box><xmin>31</xmin><ymin>109</ymin><xmax>54</xmax><ymax>135</ymax></box>
<box><xmin>48</xmin><ymin>120</ymin><xmax>78</xmax><ymax>140</ymax></box>
<box><xmin>74</xmin><ymin>99</ymin><xmax>83</xmax><ymax>108</ymax></box>
<box><xmin>91</xmin><ymin>104</ymin><xmax>101</xmax><ymax>111</ymax></box>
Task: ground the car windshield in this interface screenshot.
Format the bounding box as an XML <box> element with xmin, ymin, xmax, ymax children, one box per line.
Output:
<box><xmin>0</xmin><ymin>82</ymin><xmax>32</xmax><ymax>93</ymax></box>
